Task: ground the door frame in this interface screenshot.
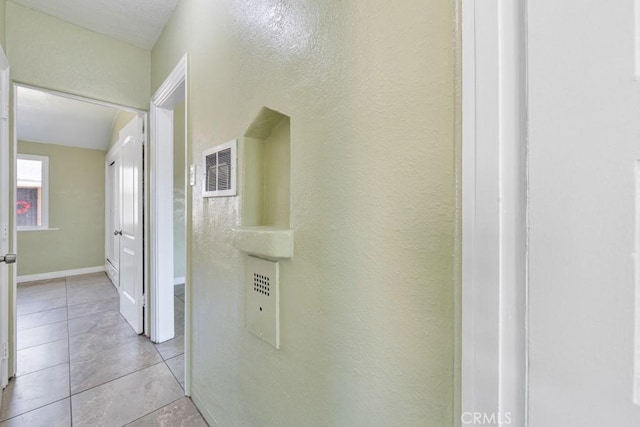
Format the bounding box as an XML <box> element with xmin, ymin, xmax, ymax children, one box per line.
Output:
<box><xmin>0</xmin><ymin>45</ymin><xmax>11</xmax><ymax>391</ymax></box>
<box><xmin>149</xmin><ymin>53</ymin><xmax>190</xmax><ymax>395</ymax></box>
<box><xmin>461</xmin><ymin>0</ymin><xmax>528</xmax><ymax>425</ymax></box>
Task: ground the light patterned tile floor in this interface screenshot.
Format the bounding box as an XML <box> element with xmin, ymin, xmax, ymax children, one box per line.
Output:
<box><xmin>0</xmin><ymin>273</ymin><xmax>205</xmax><ymax>427</ymax></box>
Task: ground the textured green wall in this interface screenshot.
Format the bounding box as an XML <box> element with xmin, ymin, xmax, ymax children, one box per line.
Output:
<box><xmin>5</xmin><ymin>2</ymin><xmax>150</xmax><ymax>109</ymax></box>
<box><xmin>107</xmin><ymin>110</ymin><xmax>138</xmax><ymax>153</ymax></box>
<box><xmin>0</xmin><ymin>0</ymin><xmax>6</xmax><ymax>48</ymax></box>
<box><xmin>152</xmin><ymin>0</ymin><xmax>456</xmax><ymax>425</ymax></box>
<box><xmin>17</xmin><ymin>141</ymin><xmax>105</xmax><ymax>276</ymax></box>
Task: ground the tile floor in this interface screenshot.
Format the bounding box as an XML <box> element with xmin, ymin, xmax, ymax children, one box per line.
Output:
<box><xmin>0</xmin><ymin>273</ymin><xmax>207</xmax><ymax>426</ymax></box>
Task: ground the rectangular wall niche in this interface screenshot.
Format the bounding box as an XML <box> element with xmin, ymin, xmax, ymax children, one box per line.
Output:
<box><xmin>242</xmin><ymin>107</ymin><xmax>290</xmax><ymax>228</ymax></box>
<box><xmin>232</xmin><ymin>107</ymin><xmax>293</xmax><ymax>259</ymax></box>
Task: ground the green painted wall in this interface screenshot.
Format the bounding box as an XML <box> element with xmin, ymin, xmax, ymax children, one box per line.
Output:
<box><xmin>107</xmin><ymin>110</ymin><xmax>139</xmax><ymax>153</ymax></box>
<box><xmin>17</xmin><ymin>141</ymin><xmax>105</xmax><ymax>276</ymax></box>
<box><xmin>5</xmin><ymin>2</ymin><xmax>150</xmax><ymax>109</ymax></box>
<box><xmin>173</xmin><ymin>101</ymin><xmax>186</xmax><ymax>281</ymax></box>
<box><xmin>152</xmin><ymin>0</ymin><xmax>456</xmax><ymax>425</ymax></box>
<box><xmin>0</xmin><ymin>0</ymin><xmax>6</xmax><ymax>48</ymax></box>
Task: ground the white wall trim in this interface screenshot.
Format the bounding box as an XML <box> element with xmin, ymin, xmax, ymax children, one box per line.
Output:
<box><xmin>14</xmin><ymin>83</ymin><xmax>145</xmax><ymax>115</ymax></box>
<box><xmin>461</xmin><ymin>0</ymin><xmax>528</xmax><ymax>425</ymax></box>
<box><xmin>0</xmin><ymin>45</ymin><xmax>11</xmax><ymax>389</ymax></box>
<box><xmin>17</xmin><ymin>266</ymin><xmax>105</xmax><ymax>284</ymax></box>
<box><xmin>150</xmin><ymin>53</ymin><xmax>191</xmax><ymax>396</ymax></box>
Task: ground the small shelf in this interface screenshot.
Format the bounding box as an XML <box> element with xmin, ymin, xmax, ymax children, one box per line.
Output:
<box><xmin>232</xmin><ymin>226</ymin><xmax>294</xmax><ymax>259</ymax></box>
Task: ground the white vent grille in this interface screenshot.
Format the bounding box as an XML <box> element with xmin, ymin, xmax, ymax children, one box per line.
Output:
<box><xmin>202</xmin><ymin>140</ymin><xmax>237</xmax><ymax>197</ymax></box>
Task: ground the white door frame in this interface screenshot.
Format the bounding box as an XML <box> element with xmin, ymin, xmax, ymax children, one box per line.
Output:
<box><xmin>461</xmin><ymin>0</ymin><xmax>528</xmax><ymax>425</ymax></box>
<box><xmin>0</xmin><ymin>45</ymin><xmax>11</xmax><ymax>390</ymax></box>
<box><xmin>149</xmin><ymin>53</ymin><xmax>190</xmax><ymax>395</ymax></box>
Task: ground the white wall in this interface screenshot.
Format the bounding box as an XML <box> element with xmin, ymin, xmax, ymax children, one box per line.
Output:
<box><xmin>528</xmin><ymin>1</ymin><xmax>640</xmax><ymax>425</ymax></box>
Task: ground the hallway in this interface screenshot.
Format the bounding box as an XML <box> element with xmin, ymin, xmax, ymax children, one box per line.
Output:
<box><xmin>0</xmin><ymin>273</ymin><xmax>206</xmax><ymax>426</ymax></box>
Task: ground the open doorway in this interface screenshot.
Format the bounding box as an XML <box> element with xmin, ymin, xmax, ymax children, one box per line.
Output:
<box><xmin>149</xmin><ymin>54</ymin><xmax>189</xmax><ymax>395</ymax></box>
<box><xmin>10</xmin><ymin>83</ymin><xmax>146</xmax><ymax>378</ymax></box>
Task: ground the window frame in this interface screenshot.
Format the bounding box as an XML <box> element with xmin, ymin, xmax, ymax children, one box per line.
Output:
<box><xmin>16</xmin><ymin>153</ymin><xmax>49</xmax><ymax>230</ymax></box>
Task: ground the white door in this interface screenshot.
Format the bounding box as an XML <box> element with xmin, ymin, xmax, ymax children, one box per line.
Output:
<box><xmin>0</xmin><ymin>47</ymin><xmax>11</xmax><ymax>388</ymax></box>
<box><xmin>527</xmin><ymin>1</ymin><xmax>640</xmax><ymax>425</ymax></box>
<box><xmin>119</xmin><ymin>116</ymin><xmax>144</xmax><ymax>334</ymax></box>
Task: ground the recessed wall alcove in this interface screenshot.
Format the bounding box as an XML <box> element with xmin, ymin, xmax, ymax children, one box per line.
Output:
<box><xmin>232</xmin><ymin>107</ymin><xmax>293</xmax><ymax>259</ymax></box>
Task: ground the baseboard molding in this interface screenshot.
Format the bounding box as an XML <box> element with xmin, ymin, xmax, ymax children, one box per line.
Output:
<box><xmin>174</xmin><ymin>276</ymin><xmax>185</xmax><ymax>286</ymax></box>
<box><xmin>17</xmin><ymin>266</ymin><xmax>105</xmax><ymax>284</ymax></box>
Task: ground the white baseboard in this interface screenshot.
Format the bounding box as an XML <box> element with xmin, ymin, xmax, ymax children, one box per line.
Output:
<box><xmin>174</xmin><ymin>276</ymin><xmax>185</xmax><ymax>286</ymax></box>
<box><xmin>17</xmin><ymin>266</ymin><xmax>105</xmax><ymax>284</ymax></box>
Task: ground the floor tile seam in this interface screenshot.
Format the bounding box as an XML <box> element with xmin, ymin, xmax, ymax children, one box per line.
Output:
<box><xmin>69</xmin><ymin>357</ymin><xmax>166</xmax><ymax>395</ymax></box>
<box><xmin>67</xmin><ymin>321</ymin><xmax>131</xmax><ymax>339</ymax></box>
<box><xmin>65</xmin><ymin>275</ymin><xmax>74</xmax><ymax>427</ymax></box>
<box><xmin>68</xmin><ymin>334</ymin><xmax>146</xmax><ymax>361</ymax></box>
<box><xmin>17</xmin><ymin>304</ymin><xmax>68</xmax><ymax>317</ymax></box>
<box><xmin>66</xmin><ymin>309</ymin><xmax>117</xmax><ymax>321</ymax></box>
<box><xmin>164</xmin><ymin>357</ymin><xmax>185</xmax><ymax>391</ymax></box>
<box><xmin>69</xmin><ymin>359</ymin><xmax>167</xmax><ymax>397</ymax></box>
<box><xmin>121</xmin><ymin>395</ymin><xmax>188</xmax><ymax>427</ymax></box>
<box><xmin>16</xmin><ymin>295</ymin><xmax>67</xmax><ymax>303</ymax></box>
<box><xmin>66</xmin><ymin>297</ymin><xmax>120</xmax><ymax>308</ymax></box>
<box><xmin>17</xmin><ymin>318</ymin><xmax>68</xmax><ymax>333</ymax></box>
<box><xmin>68</xmin><ymin>338</ymin><xmax>160</xmax><ymax>366</ymax></box>
<box><xmin>12</xmin><ymin>360</ymin><xmax>71</xmax><ymax>380</ymax></box>
<box><xmin>0</xmin><ymin>396</ymin><xmax>70</xmax><ymax>423</ymax></box>
<box><xmin>16</xmin><ymin>336</ymin><xmax>68</xmax><ymax>354</ymax></box>
<box><xmin>17</xmin><ymin>332</ymin><xmax>70</xmax><ymax>352</ymax></box>
<box><xmin>65</xmin><ymin>297</ymin><xmax>119</xmax><ymax>309</ymax></box>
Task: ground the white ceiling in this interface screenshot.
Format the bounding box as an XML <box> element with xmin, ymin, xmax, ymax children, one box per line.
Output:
<box><xmin>10</xmin><ymin>0</ymin><xmax>179</xmax><ymax>49</ymax></box>
<box><xmin>17</xmin><ymin>86</ymin><xmax>122</xmax><ymax>151</ymax></box>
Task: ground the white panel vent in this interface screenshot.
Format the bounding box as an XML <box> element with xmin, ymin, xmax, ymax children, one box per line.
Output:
<box><xmin>202</xmin><ymin>139</ymin><xmax>237</xmax><ymax>197</ymax></box>
<box><xmin>246</xmin><ymin>256</ymin><xmax>279</xmax><ymax>349</ymax></box>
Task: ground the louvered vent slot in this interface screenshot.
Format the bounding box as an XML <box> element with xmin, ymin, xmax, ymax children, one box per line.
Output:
<box><xmin>202</xmin><ymin>140</ymin><xmax>237</xmax><ymax>197</ymax></box>
<box><xmin>205</xmin><ymin>152</ymin><xmax>217</xmax><ymax>192</ymax></box>
<box><xmin>217</xmin><ymin>148</ymin><xmax>231</xmax><ymax>191</ymax></box>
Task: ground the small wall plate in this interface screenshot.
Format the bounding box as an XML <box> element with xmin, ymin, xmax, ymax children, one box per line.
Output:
<box><xmin>246</xmin><ymin>255</ymin><xmax>279</xmax><ymax>349</ymax></box>
<box><xmin>189</xmin><ymin>164</ymin><xmax>196</xmax><ymax>186</ymax></box>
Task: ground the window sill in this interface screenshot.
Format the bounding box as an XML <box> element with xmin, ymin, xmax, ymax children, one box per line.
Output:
<box><xmin>18</xmin><ymin>227</ymin><xmax>60</xmax><ymax>232</ymax></box>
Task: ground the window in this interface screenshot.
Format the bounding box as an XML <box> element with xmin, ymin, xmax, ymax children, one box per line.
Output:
<box><xmin>16</xmin><ymin>154</ymin><xmax>49</xmax><ymax>229</ymax></box>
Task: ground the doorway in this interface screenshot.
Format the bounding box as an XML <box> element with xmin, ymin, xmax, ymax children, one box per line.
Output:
<box><xmin>10</xmin><ymin>83</ymin><xmax>146</xmax><ymax>378</ymax></box>
<box><xmin>149</xmin><ymin>54</ymin><xmax>190</xmax><ymax>395</ymax></box>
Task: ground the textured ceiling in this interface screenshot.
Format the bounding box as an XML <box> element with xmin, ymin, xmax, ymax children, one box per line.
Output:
<box><xmin>10</xmin><ymin>0</ymin><xmax>179</xmax><ymax>49</ymax></box>
<box><xmin>17</xmin><ymin>86</ymin><xmax>122</xmax><ymax>151</ymax></box>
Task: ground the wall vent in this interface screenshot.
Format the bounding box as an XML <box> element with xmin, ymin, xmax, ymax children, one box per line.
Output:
<box><xmin>246</xmin><ymin>256</ymin><xmax>279</xmax><ymax>349</ymax></box>
<box><xmin>202</xmin><ymin>139</ymin><xmax>237</xmax><ymax>197</ymax></box>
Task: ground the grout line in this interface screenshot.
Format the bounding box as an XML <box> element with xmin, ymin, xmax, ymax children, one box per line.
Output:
<box><xmin>17</xmin><ymin>317</ymin><xmax>68</xmax><ymax>333</ymax></box>
<box><xmin>70</xmin><ymin>360</ymin><xmax>167</xmax><ymax>397</ymax></box>
<box><xmin>65</xmin><ymin>276</ymin><xmax>74</xmax><ymax>427</ymax></box>
<box><xmin>13</xmin><ymin>359</ymin><xmax>70</xmax><ymax>378</ymax></box>
<box><xmin>0</xmin><ymin>396</ymin><xmax>70</xmax><ymax>423</ymax></box>
<box><xmin>164</xmin><ymin>353</ymin><xmax>186</xmax><ymax>392</ymax></box>
<box><xmin>123</xmin><ymin>395</ymin><xmax>188</xmax><ymax>426</ymax></box>
<box><xmin>17</xmin><ymin>331</ymin><xmax>69</xmax><ymax>352</ymax></box>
